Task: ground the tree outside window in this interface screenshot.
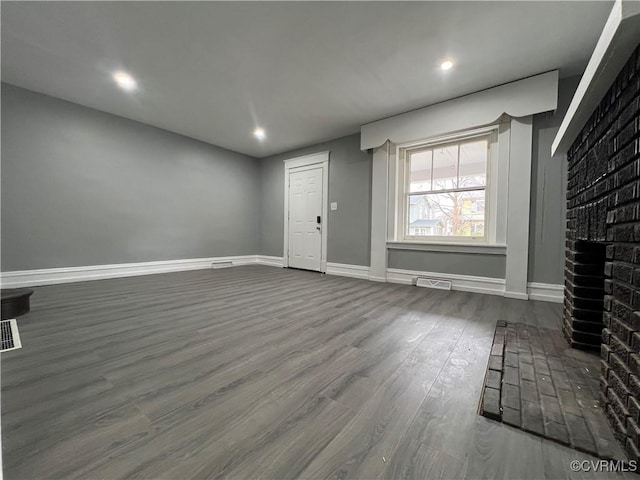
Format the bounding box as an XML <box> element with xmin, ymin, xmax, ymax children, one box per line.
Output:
<box><xmin>406</xmin><ymin>137</ymin><xmax>488</xmax><ymax>239</ymax></box>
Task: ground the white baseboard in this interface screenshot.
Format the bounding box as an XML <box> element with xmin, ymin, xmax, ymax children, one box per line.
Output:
<box><xmin>368</xmin><ymin>276</ymin><xmax>387</xmax><ymax>283</ymax></box>
<box><xmin>1</xmin><ymin>255</ymin><xmax>565</xmax><ymax>305</ymax></box>
<box><xmin>504</xmin><ymin>291</ymin><xmax>530</xmax><ymax>300</ymax></box>
<box><xmin>385</xmin><ymin>268</ymin><xmax>562</xmax><ymax>303</ymax></box>
<box><xmin>256</xmin><ymin>255</ymin><xmax>284</xmax><ymax>268</ymax></box>
<box><xmin>1</xmin><ymin>255</ymin><xmax>258</xmax><ymax>288</ymax></box>
<box><xmin>325</xmin><ymin>262</ymin><xmax>370</xmax><ymax>280</ymax></box>
<box><xmin>386</xmin><ymin>268</ymin><xmax>506</xmax><ymax>296</ymax></box>
<box><xmin>527</xmin><ymin>282</ymin><xmax>564</xmax><ymax>303</ymax></box>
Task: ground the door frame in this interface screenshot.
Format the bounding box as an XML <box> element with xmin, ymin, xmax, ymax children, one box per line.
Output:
<box><xmin>283</xmin><ymin>151</ymin><xmax>329</xmax><ymax>272</ymax></box>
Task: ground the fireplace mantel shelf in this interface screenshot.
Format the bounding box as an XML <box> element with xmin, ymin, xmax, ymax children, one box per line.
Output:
<box><xmin>552</xmin><ymin>0</ymin><xmax>640</xmax><ymax>156</ymax></box>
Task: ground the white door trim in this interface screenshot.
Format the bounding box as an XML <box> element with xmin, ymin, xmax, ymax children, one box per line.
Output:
<box><xmin>283</xmin><ymin>151</ymin><xmax>329</xmax><ymax>272</ymax></box>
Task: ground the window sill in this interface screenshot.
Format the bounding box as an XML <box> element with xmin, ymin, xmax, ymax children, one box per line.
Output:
<box><xmin>386</xmin><ymin>241</ymin><xmax>507</xmax><ymax>255</ymax></box>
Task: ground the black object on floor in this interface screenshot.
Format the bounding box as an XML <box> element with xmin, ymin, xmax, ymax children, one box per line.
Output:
<box><xmin>479</xmin><ymin>320</ymin><xmax>627</xmax><ymax>461</ymax></box>
<box><xmin>1</xmin><ymin>288</ymin><xmax>34</xmax><ymax>320</ymax></box>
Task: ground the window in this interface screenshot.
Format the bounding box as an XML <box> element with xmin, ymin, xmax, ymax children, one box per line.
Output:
<box><xmin>398</xmin><ymin>130</ymin><xmax>497</xmax><ymax>243</ymax></box>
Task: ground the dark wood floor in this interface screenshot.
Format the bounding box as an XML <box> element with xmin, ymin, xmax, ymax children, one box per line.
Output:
<box><xmin>1</xmin><ymin>266</ymin><xmax>632</xmax><ymax>479</ymax></box>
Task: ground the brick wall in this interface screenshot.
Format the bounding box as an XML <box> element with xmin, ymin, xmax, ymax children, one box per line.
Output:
<box><xmin>565</xmin><ymin>43</ymin><xmax>640</xmax><ymax>460</ymax></box>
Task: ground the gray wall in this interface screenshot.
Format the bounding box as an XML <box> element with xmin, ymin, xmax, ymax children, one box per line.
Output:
<box><xmin>260</xmin><ymin>75</ymin><xmax>578</xmax><ymax>281</ymax></box>
<box><xmin>528</xmin><ymin>75</ymin><xmax>581</xmax><ymax>284</ymax></box>
<box><xmin>387</xmin><ymin>250</ymin><xmax>506</xmax><ymax>278</ymax></box>
<box><xmin>259</xmin><ymin>133</ymin><xmax>371</xmax><ymax>266</ymax></box>
<box><xmin>2</xmin><ymin>77</ymin><xmax>576</xmax><ymax>283</ymax></box>
<box><xmin>1</xmin><ymin>84</ymin><xmax>260</xmax><ymax>271</ymax></box>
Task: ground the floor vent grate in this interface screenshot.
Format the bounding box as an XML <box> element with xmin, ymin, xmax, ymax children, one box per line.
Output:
<box><xmin>415</xmin><ymin>277</ymin><xmax>452</xmax><ymax>290</ymax></box>
<box><xmin>1</xmin><ymin>319</ymin><xmax>22</xmax><ymax>352</ymax></box>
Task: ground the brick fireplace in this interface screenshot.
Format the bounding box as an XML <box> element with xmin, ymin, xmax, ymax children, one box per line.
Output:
<box><xmin>564</xmin><ymin>241</ymin><xmax>607</xmax><ymax>349</ymax></box>
<box><xmin>564</xmin><ymin>43</ymin><xmax>640</xmax><ymax>459</ymax></box>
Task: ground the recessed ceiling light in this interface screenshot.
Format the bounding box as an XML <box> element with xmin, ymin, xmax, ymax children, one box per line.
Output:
<box><xmin>113</xmin><ymin>71</ymin><xmax>137</xmax><ymax>91</ymax></box>
<box><xmin>253</xmin><ymin>127</ymin><xmax>266</xmax><ymax>140</ymax></box>
<box><xmin>440</xmin><ymin>60</ymin><xmax>454</xmax><ymax>71</ymax></box>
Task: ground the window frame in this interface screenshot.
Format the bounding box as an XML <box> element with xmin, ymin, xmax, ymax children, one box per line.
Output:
<box><xmin>396</xmin><ymin>126</ymin><xmax>499</xmax><ymax>245</ymax></box>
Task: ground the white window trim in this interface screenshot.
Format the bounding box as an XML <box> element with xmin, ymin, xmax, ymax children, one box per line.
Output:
<box><xmin>364</xmin><ymin>72</ymin><xmax>543</xmax><ymax>298</ymax></box>
<box><xmin>392</xmin><ymin>125</ymin><xmax>502</xmax><ymax>246</ymax></box>
<box><xmin>282</xmin><ymin>151</ymin><xmax>329</xmax><ymax>272</ymax></box>
<box><xmin>379</xmin><ymin>115</ymin><xmax>532</xmax><ymax>299</ymax></box>
<box><xmin>504</xmin><ymin>116</ymin><xmax>533</xmax><ymax>299</ymax></box>
<box><xmin>386</xmin><ymin>241</ymin><xmax>507</xmax><ymax>255</ymax></box>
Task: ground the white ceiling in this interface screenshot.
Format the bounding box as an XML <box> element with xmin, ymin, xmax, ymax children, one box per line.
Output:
<box><xmin>1</xmin><ymin>1</ymin><xmax>613</xmax><ymax>158</ymax></box>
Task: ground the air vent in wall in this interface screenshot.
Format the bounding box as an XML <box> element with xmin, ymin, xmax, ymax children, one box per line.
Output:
<box><xmin>415</xmin><ymin>277</ymin><xmax>453</xmax><ymax>291</ymax></box>
<box><xmin>211</xmin><ymin>261</ymin><xmax>233</xmax><ymax>269</ymax></box>
<box><xmin>1</xmin><ymin>319</ymin><xmax>22</xmax><ymax>352</ymax></box>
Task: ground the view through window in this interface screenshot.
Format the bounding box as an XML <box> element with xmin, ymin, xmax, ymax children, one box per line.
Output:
<box><xmin>405</xmin><ymin>136</ymin><xmax>488</xmax><ymax>239</ymax></box>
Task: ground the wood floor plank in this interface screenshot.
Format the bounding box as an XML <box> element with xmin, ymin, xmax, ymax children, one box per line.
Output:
<box><xmin>1</xmin><ymin>266</ymin><xmax>629</xmax><ymax>479</ymax></box>
<box><xmin>298</xmin><ymin>359</ymin><xmax>443</xmax><ymax>480</ymax></box>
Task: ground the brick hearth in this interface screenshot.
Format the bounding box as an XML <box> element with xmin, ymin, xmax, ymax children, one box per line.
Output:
<box><xmin>480</xmin><ymin>321</ymin><xmax>625</xmax><ymax>459</ymax></box>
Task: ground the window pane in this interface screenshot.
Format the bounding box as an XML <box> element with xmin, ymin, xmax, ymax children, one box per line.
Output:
<box><xmin>408</xmin><ymin>150</ymin><xmax>432</xmax><ymax>192</ymax></box>
<box><xmin>408</xmin><ymin>189</ymin><xmax>485</xmax><ymax>237</ymax></box>
<box><xmin>459</xmin><ymin>139</ymin><xmax>487</xmax><ymax>188</ymax></box>
<box><xmin>432</xmin><ymin>144</ymin><xmax>458</xmax><ymax>190</ymax></box>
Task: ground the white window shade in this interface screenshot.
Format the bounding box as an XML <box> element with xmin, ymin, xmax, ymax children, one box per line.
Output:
<box><xmin>360</xmin><ymin>71</ymin><xmax>559</xmax><ymax>151</ymax></box>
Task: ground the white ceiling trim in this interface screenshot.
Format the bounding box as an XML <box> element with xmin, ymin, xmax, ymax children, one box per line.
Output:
<box><xmin>360</xmin><ymin>71</ymin><xmax>559</xmax><ymax>151</ymax></box>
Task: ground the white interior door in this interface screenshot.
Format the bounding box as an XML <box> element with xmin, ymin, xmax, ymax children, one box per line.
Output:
<box><xmin>288</xmin><ymin>166</ymin><xmax>323</xmax><ymax>271</ymax></box>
